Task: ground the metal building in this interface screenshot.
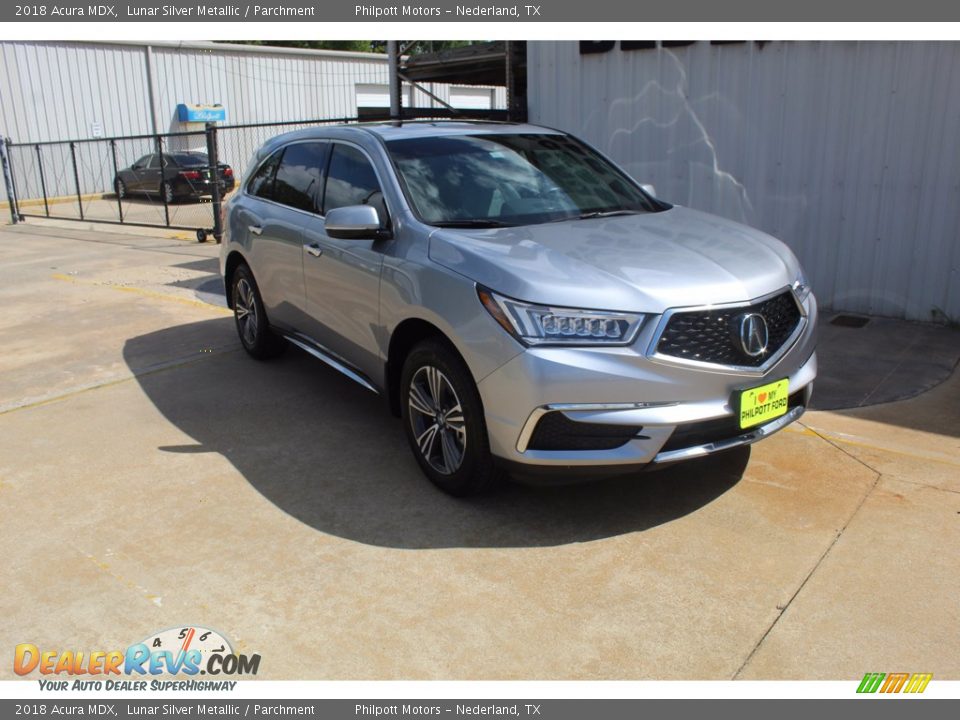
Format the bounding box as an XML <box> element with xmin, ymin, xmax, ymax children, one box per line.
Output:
<box><xmin>0</xmin><ymin>39</ymin><xmax>507</xmax><ymax>224</ymax></box>
<box><xmin>528</xmin><ymin>40</ymin><xmax>960</xmax><ymax>322</ymax></box>
<box><xmin>0</xmin><ymin>40</ymin><xmax>506</xmax><ymax>142</ymax></box>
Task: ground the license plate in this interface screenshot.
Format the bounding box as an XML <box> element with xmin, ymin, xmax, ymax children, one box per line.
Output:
<box><xmin>738</xmin><ymin>378</ymin><xmax>790</xmax><ymax>429</ymax></box>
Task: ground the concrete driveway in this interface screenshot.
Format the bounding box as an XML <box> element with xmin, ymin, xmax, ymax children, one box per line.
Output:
<box><xmin>0</xmin><ymin>221</ymin><xmax>957</xmax><ymax>680</ymax></box>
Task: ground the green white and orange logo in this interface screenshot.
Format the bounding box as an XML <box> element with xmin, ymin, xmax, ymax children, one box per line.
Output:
<box><xmin>857</xmin><ymin>672</ymin><xmax>932</xmax><ymax>694</ymax></box>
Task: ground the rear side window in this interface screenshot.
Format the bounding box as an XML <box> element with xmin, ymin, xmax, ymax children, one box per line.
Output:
<box><xmin>272</xmin><ymin>142</ymin><xmax>329</xmax><ymax>213</ymax></box>
<box><xmin>173</xmin><ymin>153</ymin><xmax>208</xmax><ymax>167</ymax></box>
<box><xmin>323</xmin><ymin>144</ymin><xmax>383</xmax><ymax>214</ymax></box>
<box><xmin>247</xmin><ymin>149</ymin><xmax>283</xmax><ymax>200</ymax></box>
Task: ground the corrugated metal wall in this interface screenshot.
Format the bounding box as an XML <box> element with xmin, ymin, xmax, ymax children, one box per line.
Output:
<box><xmin>0</xmin><ymin>40</ymin><xmax>506</xmax><ymax>141</ymax></box>
<box><xmin>0</xmin><ymin>40</ymin><xmax>506</xmax><ymax>203</ymax></box>
<box><xmin>0</xmin><ymin>41</ymin><xmax>155</xmax><ymax>141</ymax></box>
<box><xmin>528</xmin><ymin>41</ymin><xmax>960</xmax><ymax>322</ymax></box>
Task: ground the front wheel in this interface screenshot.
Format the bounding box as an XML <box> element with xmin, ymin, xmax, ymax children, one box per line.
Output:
<box><xmin>115</xmin><ymin>178</ymin><xmax>127</xmax><ymax>199</ymax></box>
<box><xmin>230</xmin><ymin>264</ymin><xmax>286</xmax><ymax>360</ymax></box>
<box><xmin>400</xmin><ymin>340</ymin><xmax>502</xmax><ymax>496</ymax></box>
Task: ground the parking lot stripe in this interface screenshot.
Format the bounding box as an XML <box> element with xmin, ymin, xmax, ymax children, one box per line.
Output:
<box><xmin>51</xmin><ymin>272</ymin><xmax>232</xmax><ymax>315</ymax></box>
<box><xmin>0</xmin><ymin>347</ymin><xmax>238</xmax><ymax>416</ymax></box>
<box><xmin>786</xmin><ymin>424</ymin><xmax>960</xmax><ymax>469</ymax></box>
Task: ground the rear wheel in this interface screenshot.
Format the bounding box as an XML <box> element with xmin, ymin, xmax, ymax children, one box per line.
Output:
<box><xmin>400</xmin><ymin>340</ymin><xmax>502</xmax><ymax>495</ymax></box>
<box><xmin>231</xmin><ymin>264</ymin><xmax>286</xmax><ymax>360</ymax></box>
<box><xmin>161</xmin><ymin>180</ymin><xmax>175</xmax><ymax>204</ymax></box>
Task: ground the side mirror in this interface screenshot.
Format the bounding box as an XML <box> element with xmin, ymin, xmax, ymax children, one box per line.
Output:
<box><xmin>640</xmin><ymin>183</ymin><xmax>657</xmax><ymax>197</ymax></box>
<box><xmin>132</xmin><ymin>163</ymin><xmax>144</xmax><ymax>170</ymax></box>
<box><xmin>325</xmin><ymin>205</ymin><xmax>388</xmax><ymax>240</ymax></box>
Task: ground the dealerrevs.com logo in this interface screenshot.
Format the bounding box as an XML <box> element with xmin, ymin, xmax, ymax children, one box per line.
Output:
<box><xmin>14</xmin><ymin>626</ymin><xmax>261</xmax><ymax>691</ymax></box>
<box><xmin>857</xmin><ymin>672</ymin><xmax>933</xmax><ymax>694</ymax></box>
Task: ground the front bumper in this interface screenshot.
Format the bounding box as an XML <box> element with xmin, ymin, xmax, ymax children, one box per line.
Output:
<box><xmin>477</xmin><ymin>293</ymin><xmax>818</xmax><ymax>478</ymax></box>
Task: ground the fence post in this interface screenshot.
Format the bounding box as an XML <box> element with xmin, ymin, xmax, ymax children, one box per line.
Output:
<box><xmin>205</xmin><ymin>122</ymin><xmax>223</xmax><ymax>244</ymax></box>
<box><xmin>156</xmin><ymin>135</ymin><xmax>170</xmax><ymax>227</ymax></box>
<box><xmin>69</xmin><ymin>141</ymin><xmax>84</xmax><ymax>221</ymax></box>
<box><xmin>388</xmin><ymin>40</ymin><xmax>401</xmax><ymax>122</ymax></box>
<box><xmin>35</xmin><ymin>144</ymin><xmax>50</xmax><ymax>217</ymax></box>
<box><xmin>1</xmin><ymin>138</ymin><xmax>20</xmax><ymax>224</ymax></box>
<box><xmin>109</xmin><ymin>139</ymin><xmax>124</xmax><ymax>223</ymax></box>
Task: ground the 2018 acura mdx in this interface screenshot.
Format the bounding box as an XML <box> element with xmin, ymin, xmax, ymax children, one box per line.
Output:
<box><xmin>220</xmin><ymin>121</ymin><xmax>817</xmax><ymax>495</ymax></box>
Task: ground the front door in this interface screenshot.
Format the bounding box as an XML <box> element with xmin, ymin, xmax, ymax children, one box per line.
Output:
<box><xmin>301</xmin><ymin>142</ymin><xmax>390</xmax><ymax>385</ymax></box>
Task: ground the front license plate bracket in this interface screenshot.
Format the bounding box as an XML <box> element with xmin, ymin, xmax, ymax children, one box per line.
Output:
<box><xmin>738</xmin><ymin>378</ymin><xmax>790</xmax><ymax>429</ymax></box>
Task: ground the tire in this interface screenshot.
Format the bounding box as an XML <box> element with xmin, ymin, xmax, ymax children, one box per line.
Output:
<box><xmin>161</xmin><ymin>181</ymin><xmax>175</xmax><ymax>204</ymax></box>
<box><xmin>230</xmin><ymin>264</ymin><xmax>286</xmax><ymax>360</ymax></box>
<box><xmin>115</xmin><ymin>178</ymin><xmax>126</xmax><ymax>199</ymax></box>
<box><xmin>400</xmin><ymin>339</ymin><xmax>502</xmax><ymax>496</ymax></box>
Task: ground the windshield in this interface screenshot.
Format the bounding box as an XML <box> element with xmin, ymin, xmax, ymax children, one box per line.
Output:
<box><xmin>385</xmin><ymin>133</ymin><xmax>659</xmax><ymax>227</ymax></box>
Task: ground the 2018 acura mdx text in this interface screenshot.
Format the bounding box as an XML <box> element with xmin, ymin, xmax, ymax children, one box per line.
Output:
<box><xmin>220</xmin><ymin>122</ymin><xmax>817</xmax><ymax>495</ymax></box>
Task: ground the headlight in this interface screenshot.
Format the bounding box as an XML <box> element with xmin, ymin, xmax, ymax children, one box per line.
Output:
<box><xmin>793</xmin><ymin>269</ymin><xmax>812</xmax><ymax>303</ymax></box>
<box><xmin>477</xmin><ymin>287</ymin><xmax>645</xmax><ymax>346</ymax></box>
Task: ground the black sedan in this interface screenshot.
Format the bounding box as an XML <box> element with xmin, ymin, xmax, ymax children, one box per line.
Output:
<box><xmin>114</xmin><ymin>152</ymin><xmax>235</xmax><ymax>203</ymax></box>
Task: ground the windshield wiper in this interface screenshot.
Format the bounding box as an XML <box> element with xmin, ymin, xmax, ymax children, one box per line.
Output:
<box><xmin>576</xmin><ymin>209</ymin><xmax>643</xmax><ymax>220</ymax></box>
<box><xmin>431</xmin><ymin>219</ymin><xmax>513</xmax><ymax>228</ymax></box>
<box><xmin>542</xmin><ymin>209</ymin><xmax>643</xmax><ymax>224</ymax></box>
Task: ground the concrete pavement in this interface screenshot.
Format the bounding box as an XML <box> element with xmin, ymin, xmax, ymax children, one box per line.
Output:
<box><xmin>0</xmin><ymin>221</ymin><xmax>957</xmax><ymax>680</ymax></box>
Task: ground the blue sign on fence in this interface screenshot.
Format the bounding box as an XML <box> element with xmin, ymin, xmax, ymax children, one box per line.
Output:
<box><xmin>176</xmin><ymin>104</ymin><xmax>227</xmax><ymax>123</ymax></box>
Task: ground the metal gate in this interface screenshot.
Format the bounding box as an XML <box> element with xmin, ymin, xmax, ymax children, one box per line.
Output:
<box><xmin>1</xmin><ymin>125</ymin><xmax>227</xmax><ymax>242</ymax></box>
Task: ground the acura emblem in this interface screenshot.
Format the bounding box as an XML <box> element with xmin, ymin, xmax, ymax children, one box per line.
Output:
<box><xmin>738</xmin><ymin>313</ymin><xmax>769</xmax><ymax>357</ymax></box>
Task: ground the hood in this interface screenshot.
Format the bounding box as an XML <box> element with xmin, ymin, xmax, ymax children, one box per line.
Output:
<box><xmin>428</xmin><ymin>206</ymin><xmax>801</xmax><ymax>313</ymax></box>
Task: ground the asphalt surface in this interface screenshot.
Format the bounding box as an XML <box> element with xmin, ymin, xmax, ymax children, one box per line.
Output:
<box><xmin>0</xmin><ymin>220</ymin><xmax>957</xmax><ymax>680</ymax></box>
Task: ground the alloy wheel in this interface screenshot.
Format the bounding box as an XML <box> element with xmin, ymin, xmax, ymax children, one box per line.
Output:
<box><xmin>234</xmin><ymin>278</ymin><xmax>259</xmax><ymax>347</ymax></box>
<box><xmin>407</xmin><ymin>365</ymin><xmax>467</xmax><ymax>475</ymax></box>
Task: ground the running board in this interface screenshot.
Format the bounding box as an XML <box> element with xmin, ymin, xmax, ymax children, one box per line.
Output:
<box><xmin>283</xmin><ymin>334</ymin><xmax>380</xmax><ymax>395</ymax></box>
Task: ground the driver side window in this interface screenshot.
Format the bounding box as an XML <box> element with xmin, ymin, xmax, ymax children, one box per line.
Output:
<box><xmin>322</xmin><ymin>144</ymin><xmax>386</xmax><ymax>222</ymax></box>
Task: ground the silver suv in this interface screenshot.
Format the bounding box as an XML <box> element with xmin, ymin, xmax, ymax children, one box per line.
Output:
<box><xmin>220</xmin><ymin>122</ymin><xmax>817</xmax><ymax>495</ymax></box>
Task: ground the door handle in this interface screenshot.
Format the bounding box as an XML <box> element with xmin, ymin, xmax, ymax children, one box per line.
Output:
<box><xmin>248</xmin><ymin>225</ymin><xmax>263</xmax><ymax>235</ymax></box>
<box><xmin>304</xmin><ymin>242</ymin><xmax>323</xmax><ymax>258</ymax></box>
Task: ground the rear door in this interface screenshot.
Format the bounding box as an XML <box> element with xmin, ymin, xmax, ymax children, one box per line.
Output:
<box><xmin>234</xmin><ymin>142</ymin><xmax>329</xmax><ymax>332</ymax></box>
<box><xmin>145</xmin><ymin>153</ymin><xmax>165</xmax><ymax>195</ymax></box>
<box><xmin>127</xmin><ymin>154</ymin><xmax>154</xmax><ymax>191</ymax></box>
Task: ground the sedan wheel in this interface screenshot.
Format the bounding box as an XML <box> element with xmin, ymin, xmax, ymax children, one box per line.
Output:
<box><xmin>162</xmin><ymin>181</ymin><xmax>174</xmax><ymax>204</ymax></box>
<box><xmin>115</xmin><ymin>179</ymin><xmax>127</xmax><ymax>199</ymax></box>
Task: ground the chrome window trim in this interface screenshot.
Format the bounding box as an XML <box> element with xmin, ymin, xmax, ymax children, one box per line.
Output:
<box><xmin>243</xmin><ymin>138</ymin><xmax>395</xmax><ymax>223</ymax></box>
<box><xmin>643</xmin><ymin>285</ymin><xmax>808</xmax><ymax>377</ymax></box>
